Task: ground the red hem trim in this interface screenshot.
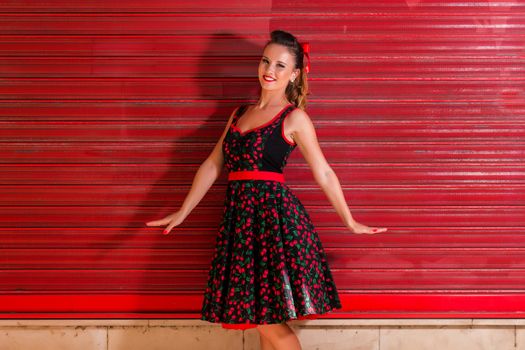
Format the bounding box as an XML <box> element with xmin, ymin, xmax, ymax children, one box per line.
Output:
<box><xmin>221</xmin><ymin>322</ymin><xmax>257</xmax><ymax>330</ymax></box>
<box><xmin>228</xmin><ymin>170</ymin><xmax>285</xmax><ymax>183</ymax></box>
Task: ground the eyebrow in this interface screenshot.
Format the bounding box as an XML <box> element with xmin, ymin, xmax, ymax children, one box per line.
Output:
<box><xmin>262</xmin><ymin>56</ymin><xmax>287</xmax><ymax>65</ymax></box>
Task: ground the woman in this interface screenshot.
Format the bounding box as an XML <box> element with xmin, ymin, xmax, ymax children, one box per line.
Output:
<box><xmin>147</xmin><ymin>29</ymin><xmax>387</xmax><ymax>350</ymax></box>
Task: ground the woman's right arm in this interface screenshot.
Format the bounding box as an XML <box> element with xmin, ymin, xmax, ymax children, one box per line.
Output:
<box><xmin>145</xmin><ymin>106</ymin><xmax>239</xmax><ymax>234</ymax></box>
<box><xmin>178</xmin><ymin>107</ymin><xmax>238</xmax><ymax>217</ymax></box>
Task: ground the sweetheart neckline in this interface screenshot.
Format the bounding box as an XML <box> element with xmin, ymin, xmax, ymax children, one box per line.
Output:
<box><xmin>231</xmin><ymin>103</ymin><xmax>293</xmax><ymax>136</ymax></box>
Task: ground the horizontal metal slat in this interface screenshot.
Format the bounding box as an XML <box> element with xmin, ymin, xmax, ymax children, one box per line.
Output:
<box><xmin>2</xmin><ymin>14</ymin><xmax>525</xmax><ymax>36</ymax></box>
<box><xmin>1</xmin><ymin>56</ymin><xmax>524</xmax><ymax>78</ymax></box>
<box><xmin>1</xmin><ymin>0</ymin><xmax>524</xmax><ymax>14</ymax></box>
<box><xmin>0</xmin><ymin>164</ymin><xmax>523</xmax><ymax>184</ymax></box>
<box><xmin>2</xmin><ymin>78</ymin><xmax>525</xmax><ymax>101</ymax></box>
<box><xmin>1</xmin><ymin>100</ymin><xmax>522</xmax><ymax>121</ymax></box>
<box><xmin>4</xmin><ymin>247</ymin><xmax>525</xmax><ymax>269</ymax></box>
<box><xmin>2</xmin><ymin>269</ymin><xmax>525</xmax><ymax>291</ymax></box>
<box><xmin>1</xmin><ymin>36</ymin><xmax>525</xmax><ymax>57</ymax></box>
<box><xmin>0</xmin><ymin>205</ymin><xmax>523</xmax><ymax>227</ymax></box>
<box><xmin>1</xmin><ymin>142</ymin><xmax>525</xmax><ymax>164</ymax></box>
<box><xmin>1</xmin><ymin>184</ymin><xmax>524</xmax><ymax>205</ymax></box>
<box><xmin>1</xmin><ymin>121</ymin><xmax>525</xmax><ymax>142</ymax></box>
<box><xmin>2</xmin><ymin>227</ymin><xmax>525</xmax><ymax>249</ymax></box>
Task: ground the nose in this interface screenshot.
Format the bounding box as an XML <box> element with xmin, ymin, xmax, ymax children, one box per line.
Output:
<box><xmin>263</xmin><ymin>67</ymin><xmax>274</xmax><ymax>75</ymax></box>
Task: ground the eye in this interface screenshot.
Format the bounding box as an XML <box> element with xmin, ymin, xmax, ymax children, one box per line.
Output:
<box><xmin>261</xmin><ymin>58</ymin><xmax>285</xmax><ymax>68</ymax></box>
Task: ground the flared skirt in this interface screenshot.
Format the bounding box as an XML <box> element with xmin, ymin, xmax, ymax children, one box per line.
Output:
<box><xmin>200</xmin><ymin>179</ymin><xmax>342</xmax><ymax>330</ymax></box>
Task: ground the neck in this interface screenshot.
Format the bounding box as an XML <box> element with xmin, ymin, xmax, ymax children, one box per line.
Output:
<box><xmin>255</xmin><ymin>91</ymin><xmax>290</xmax><ymax>109</ymax></box>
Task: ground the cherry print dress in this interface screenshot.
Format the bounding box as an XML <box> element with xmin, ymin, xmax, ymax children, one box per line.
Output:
<box><xmin>200</xmin><ymin>103</ymin><xmax>342</xmax><ymax>330</ymax></box>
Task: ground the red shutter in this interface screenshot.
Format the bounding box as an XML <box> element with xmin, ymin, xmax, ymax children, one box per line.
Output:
<box><xmin>1</xmin><ymin>1</ymin><xmax>524</xmax><ymax>318</ymax></box>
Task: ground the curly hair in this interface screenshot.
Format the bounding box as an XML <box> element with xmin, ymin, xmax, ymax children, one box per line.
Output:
<box><xmin>263</xmin><ymin>29</ymin><xmax>310</xmax><ymax>110</ymax></box>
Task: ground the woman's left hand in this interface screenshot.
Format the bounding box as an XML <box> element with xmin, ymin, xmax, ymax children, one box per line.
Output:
<box><xmin>347</xmin><ymin>220</ymin><xmax>388</xmax><ymax>234</ymax></box>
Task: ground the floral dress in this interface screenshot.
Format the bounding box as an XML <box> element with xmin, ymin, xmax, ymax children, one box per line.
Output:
<box><xmin>200</xmin><ymin>103</ymin><xmax>342</xmax><ymax>330</ymax></box>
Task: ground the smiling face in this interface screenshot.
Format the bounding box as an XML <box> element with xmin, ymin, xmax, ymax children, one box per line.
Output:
<box><xmin>258</xmin><ymin>43</ymin><xmax>300</xmax><ymax>91</ymax></box>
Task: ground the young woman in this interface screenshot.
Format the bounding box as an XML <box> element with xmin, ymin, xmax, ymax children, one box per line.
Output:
<box><xmin>147</xmin><ymin>29</ymin><xmax>388</xmax><ymax>350</ymax></box>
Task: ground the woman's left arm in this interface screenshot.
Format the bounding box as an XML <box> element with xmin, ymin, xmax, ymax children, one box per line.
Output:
<box><xmin>286</xmin><ymin>108</ymin><xmax>388</xmax><ymax>234</ymax></box>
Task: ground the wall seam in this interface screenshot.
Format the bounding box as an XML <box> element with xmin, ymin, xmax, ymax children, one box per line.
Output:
<box><xmin>515</xmin><ymin>324</ymin><xmax>517</xmax><ymax>349</ymax></box>
<box><xmin>378</xmin><ymin>325</ymin><xmax>381</xmax><ymax>350</ymax></box>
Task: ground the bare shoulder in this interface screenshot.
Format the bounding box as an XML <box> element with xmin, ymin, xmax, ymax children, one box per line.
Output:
<box><xmin>288</xmin><ymin>106</ymin><xmax>310</xmax><ymax>121</ymax></box>
<box><xmin>284</xmin><ymin>106</ymin><xmax>330</xmax><ymax>178</ymax></box>
<box><xmin>286</xmin><ymin>107</ymin><xmax>315</xmax><ymax>135</ymax></box>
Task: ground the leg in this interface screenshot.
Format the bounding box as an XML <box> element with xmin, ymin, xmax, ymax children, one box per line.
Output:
<box><xmin>259</xmin><ymin>331</ymin><xmax>276</xmax><ymax>350</ymax></box>
<box><xmin>256</xmin><ymin>322</ymin><xmax>302</xmax><ymax>350</ymax></box>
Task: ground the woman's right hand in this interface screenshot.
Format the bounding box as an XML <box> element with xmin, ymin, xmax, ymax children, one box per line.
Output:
<box><xmin>347</xmin><ymin>219</ymin><xmax>388</xmax><ymax>235</ymax></box>
<box><xmin>145</xmin><ymin>209</ymin><xmax>188</xmax><ymax>235</ymax></box>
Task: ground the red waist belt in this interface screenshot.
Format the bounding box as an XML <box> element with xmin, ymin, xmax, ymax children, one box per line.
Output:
<box><xmin>228</xmin><ymin>170</ymin><xmax>285</xmax><ymax>183</ymax></box>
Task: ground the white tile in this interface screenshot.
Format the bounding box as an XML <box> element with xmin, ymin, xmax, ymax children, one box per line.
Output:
<box><xmin>380</xmin><ymin>327</ymin><xmax>515</xmax><ymax>350</ymax></box>
<box><xmin>295</xmin><ymin>319</ymin><xmax>473</xmax><ymax>327</ymax></box>
<box><xmin>0</xmin><ymin>319</ymin><xmax>148</xmax><ymax>327</ymax></box>
<box><xmin>0</xmin><ymin>327</ymin><xmax>106</xmax><ymax>350</ymax></box>
<box><xmin>473</xmin><ymin>319</ymin><xmax>525</xmax><ymax>326</ymax></box>
<box><xmin>108</xmin><ymin>326</ymin><xmax>242</xmax><ymax>350</ymax></box>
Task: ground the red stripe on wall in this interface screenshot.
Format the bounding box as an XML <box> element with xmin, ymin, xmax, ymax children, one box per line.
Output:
<box><xmin>1</xmin><ymin>294</ymin><xmax>525</xmax><ymax>318</ymax></box>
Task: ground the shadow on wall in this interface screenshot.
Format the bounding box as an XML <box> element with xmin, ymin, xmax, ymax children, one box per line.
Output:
<box><xmin>85</xmin><ymin>31</ymin><xmax>264</xmax><ymax>328</ymax></box>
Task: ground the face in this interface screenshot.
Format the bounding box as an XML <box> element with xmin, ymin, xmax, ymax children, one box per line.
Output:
<box><xmin>258</xmin><ymin>43</ymin><xmax>300</xmax><ymax>91</ymax></box>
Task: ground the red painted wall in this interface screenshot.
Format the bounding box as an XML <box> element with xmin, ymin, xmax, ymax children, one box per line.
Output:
<box><xmin>1</xmin><ymin>1</ymin><xmax>524</xmax><ymax>318</ymax></box>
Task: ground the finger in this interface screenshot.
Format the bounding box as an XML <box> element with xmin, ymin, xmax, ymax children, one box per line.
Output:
<box><xmin>371</xmin><ymin>227</ymin><xmax>388</xmax><ymax>233</ymax></box>
<box><xmin>146</xmin><ymin>219</ymin><xmax>169</xmax><ymax>227</ymax></box>
<box><xmin>163</xmin><ymin>224</ymin><xmax>174</xmax><ymax>235</ymax></box>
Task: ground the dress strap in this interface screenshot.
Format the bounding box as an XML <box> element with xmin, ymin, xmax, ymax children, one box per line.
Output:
<box><xmin>276</xmin><ymin>104</ymin><xmax>296</xmax><ymax>124</ymax></box>
<box><xmin>233</xmin><ymin>104</ymin><xmax>249</xmax><ymax>123</ymax></box>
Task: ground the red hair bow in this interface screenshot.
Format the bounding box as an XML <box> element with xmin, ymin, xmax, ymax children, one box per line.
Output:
<box><xmin>301</xmin><ymin>42</ymin><xmax>311</xmax><ymax>74</ymax></box>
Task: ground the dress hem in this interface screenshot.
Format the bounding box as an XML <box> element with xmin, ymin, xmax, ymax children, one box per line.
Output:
<box><xmin>201</xmin><ymin>305</ymin><xmax>343</xmax><ymax>330</ymax></box>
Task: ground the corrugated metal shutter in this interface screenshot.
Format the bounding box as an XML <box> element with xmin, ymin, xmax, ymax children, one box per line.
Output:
<box><xmin>1</xmin><ymin>1</ymin><xmax>524</xmax><ymax>318</ymax></box>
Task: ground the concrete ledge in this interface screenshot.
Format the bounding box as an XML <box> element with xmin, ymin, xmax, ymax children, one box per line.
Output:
<box><xmin>1</xmin><ymin>318</ymin><xmax>525</xmax><ymax>350</ymax></box>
